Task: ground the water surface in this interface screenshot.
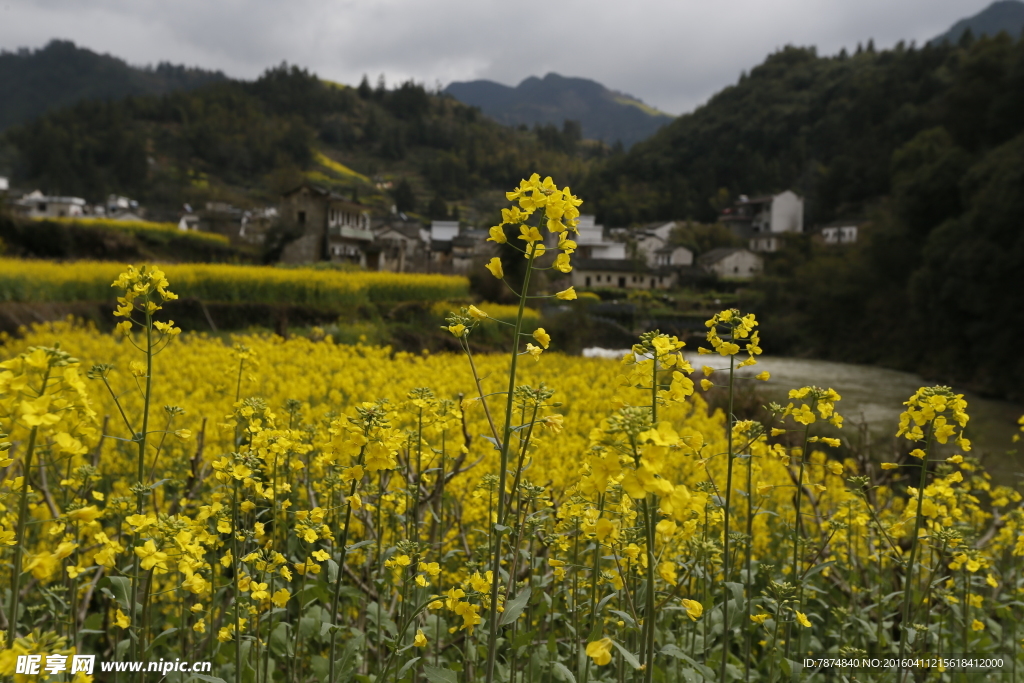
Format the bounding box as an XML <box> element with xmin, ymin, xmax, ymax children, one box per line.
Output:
<box><xmin>585</xmin><ymin>348</ymin><xmax>1024</xmax><ymax>485</ymax></box>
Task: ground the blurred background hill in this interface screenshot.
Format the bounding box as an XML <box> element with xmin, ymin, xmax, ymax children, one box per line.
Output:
<box><xmin>445</xmin><ymin>73</ymin><xmax>673</xmax><ymax>149</ymax></box>
<box><xmin>0</xmin><ymin>39</ymin><xmax>225</xmax><ymax>131</ymax></box>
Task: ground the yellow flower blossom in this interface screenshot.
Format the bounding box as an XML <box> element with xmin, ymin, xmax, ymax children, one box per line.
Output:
<box><xmin>585</xmin><ymin>638</ymin><xmax>613</xmax><ymax>666</ymax></box>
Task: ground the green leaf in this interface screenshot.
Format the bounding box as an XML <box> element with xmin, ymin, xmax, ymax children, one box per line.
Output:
<box><xmin>780</xmin><ymin>658</ymin><xmax>804</xmax><ymax>681</ymax></box>
<box><xmin>723</xmin><ymin>581</ymin><xmax>745</xmax><ymax>605</ymax></box>
<box><xmin>551</xmin><ymin>661</ymin><xmax>576</xmax><ymax>683</ymax></box>
<box><xmin>499</xmin><ymin>587</ymin><xmax>531</xmax><ymax>626</ymax></box>
<box><xmin>103</xmin><ymin>576</ymin><xmax>132</xmax><ymax>612</ymax></box>
<box><xmin>346</xmin><ymin>539</ymin><xmax>375</xmax><ymax>552</ymax></box>
<box><xmin>610</xmin><ymin>640</ymin><xmax>642</xmax><ymax>670</ymax></box>
<box><xmin>609</xmin><ymin>610</ymin><xmax>637</xmax><ymax>630</ymax></box>
<box><xmin>421</xmin><ymin>665</ymin><xmax>458</xmax><ymax>683</ymax></box>
<box><xmin>800</xmin><ymin>561</ymin><xmax>835</xmax><ymax>583</ymax></box>
<box><xmin>511</xmin><ymin>628</ymin><xmax>537</xmax><ymax>650</ymax></box>
<box><xmin>396</xmin><ymin>657</ymin><xmax>421</xmax><ymax>681</ymax></box>
<box><xmin>144</xmin><ymin>627</ymin><xmax>177</xmax><ymax>653</ymax></box>
<box><xmin>269</xmin><ymin>622</ymin><xmax>293</xmax><ymax>658</ymax></box>
<box><xmin>189</xmin><ymin>675</ymin><xmax>228</xmax><ymax>683</ymax></box>
<box><xmin>660</xmin><ymin>645</ymin><xmax>715</xmax><ymax>679</ymax></box>
<box><xmin>327</xmin><ymin>559</ymin><xmax>339</xmax><ymax>584</ymax></box>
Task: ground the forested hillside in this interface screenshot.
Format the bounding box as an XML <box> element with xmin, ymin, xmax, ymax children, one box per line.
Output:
<box><xmin>0</xmin><ymin>40</ymin><xmax>225</xmax><ymax>131</ymax></box>
<box><xmin>2</xmin><ymin>66</ymin><xmax>595</xmax><ymax>219</ymax></box>
<box><xmin>588</xmin><ymin>36</ymin><xmax>1024</xmax><ymax>225</ymax></box>
<box><xmin>587</xmin><ymin>34</ymin><xmax>1024</xmax><ymax>399</ymax></box>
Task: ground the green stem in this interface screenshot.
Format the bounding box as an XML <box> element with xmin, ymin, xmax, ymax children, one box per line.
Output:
<box><xmin>232</xmin><ymin>479</ymin><xmax>242</xmax><ymax>683</ymax></box>
<box><xmin>783</xmin><ymin>419</ymin><xmax>812</xmax><ymax>662</ymax></box>
<box><xmin>129</xmin><ymin>307</ymin><xmax>154</xmax><ymax>675</ymax></box>
<box><xmin>642</xmin><ymin>498</ymin><xmax>657</xmax><ymax>683</ymax></box>
<box><xmin>327</xmin><ymin>445</ymin><xmax>366</xmax><ymax>683</ymax></box>
<box><xmin>8</xmin><ymin>425</ymin><xmax>38</xmax><ymax>639</ymax></box>
<box><xmin>719</xmin><ymin>354</ymin><xmax>735</xmax><ymax>683</ymax></box>
<box><xmin>896</xmin><ymin>431</ymin><xmax>932</xmax><ymax>683</ymax></box>
<box><xmin>484</xmin><ymin>243</ymin><xmax>537</xmax><ymax>683</ymax></box>
<box><xmin>743</xmin><ymin>422</ymin><xmax>754</xmax><ymax>683</ymax></box>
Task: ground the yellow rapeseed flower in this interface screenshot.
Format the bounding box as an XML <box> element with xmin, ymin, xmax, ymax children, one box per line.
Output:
<box><xmin>585</xmin><ymin>638</ymin><xmax>613</xmax><ymax>666</ymax></box>
<box><xmin>485</xmin><ymin>258</ymin><xmax>504</xmax><ymax>279</ymax></box>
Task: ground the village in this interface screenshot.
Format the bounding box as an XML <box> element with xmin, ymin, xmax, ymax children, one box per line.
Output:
<box><xmin>1</xmin><ymin>174</ymin><xmax>863</xmax><ymax>290</ymax></box>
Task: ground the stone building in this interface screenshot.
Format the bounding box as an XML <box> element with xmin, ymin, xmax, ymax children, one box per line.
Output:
<box><xmin>279</xmin><ymin>184</ymin><xmax>373</xmax><ymax>265</ymax></box>
<box><xmin>372</xmin><ymin>218</ymin><xmax>427</xmax><ymax>272</ymax></box>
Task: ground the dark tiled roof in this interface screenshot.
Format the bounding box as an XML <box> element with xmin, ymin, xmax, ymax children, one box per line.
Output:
<box><xmin>697</xmin><ymin>247</ymin><xmax>752</xmax><ymax>265</ymax></box>
<box><xmin>375</xmin><ymin>222</ymin><xmax>422</xmax><ymax>240</ymax></box>
<box><xmin>283</xmin><ymin>183</ymin><xmax>369</xmax><ymax>213</ymax></box>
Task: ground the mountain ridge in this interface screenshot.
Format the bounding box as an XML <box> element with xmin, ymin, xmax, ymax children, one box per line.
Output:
<box><xmin>929</xmin><ymin>0</ymin><xmax>1024</xmax><ymax>45</ymax></box>
<box><xmin>0</xmin><ymin>39</ymin><xmax>226</xmax><ymax>131</ymax></box>
<box><xmin>445</xmin><ymin>72</ymin><xmax>673</xmax><ymax>148</ymax></box>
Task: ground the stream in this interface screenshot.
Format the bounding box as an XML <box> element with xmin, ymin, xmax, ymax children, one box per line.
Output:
<box><xmin>585</xmin><ymin>349</ymin><xmax>1024</xmax><ymax>485</ymax></box>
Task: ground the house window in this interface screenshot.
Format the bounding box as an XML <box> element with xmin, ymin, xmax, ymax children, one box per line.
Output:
<box><xmin>585</xmin><ymin>276</ymin><xmax>591</xmax><ymax>287</ymax></box>
<box><xmin>618</xmin><ymin>276</ymin><xmax>626</xmax><ymax>288</ymax></box>
<box><xmin>298</xmin><ymin>211</ymin><xmax>306</xmax><ymax>226</ymax></box>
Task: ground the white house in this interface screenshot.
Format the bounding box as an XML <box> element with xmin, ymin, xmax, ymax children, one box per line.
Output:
<box><xmin>633</xmin><ymin>231</ymin><xmax>666</xmax><ymax>266</ymax></box>
<box><xmin>654</xmin><ymin>245</ymin><xmax>694</xmax><ymax>267</ymax></box>
<box><xmin>821</xmin><ymin>220</ymin><xmax>860</xmax><ymax>245</ymax></box>
<box><xmin>12</xmin><ymin>190</ymin><xmax>87</xmax><ymax>218</ymax></box>
<box><xmin>0</xmin><ymin>177</ymin><xmax>8</xmax><ymax>192</ymax></box>
<box><xmin>107</xmin><ymin>194</ymin><xmax>142</xmax><ymax>218</ymax></box>
<box><xmin>430</xmin><ymin>220</ymin><xmax>460</xmax><ymax>242</ymax></box>
<box><xmin>719</xmin><ymin>190</ymin><xmax>804</xmax><ymax>252</ymax></box>
<box><xmin>697</xmin><ymin>247</ymin><xmax>763</xmax><ymax>280</ymax></box>
<box><xmin>637</xmin><ymin>221</ymin><xmax>677</xmax><ymax>242</ymax></box>
<box><xmin>178</xmin><ymin>214</ymin><xmax>200</xmax><ymax>232</ymax></box>
<box><xmin>573</xmin><ymin>215</ymin><xmax>627</xmax><ymax>260</ymax></box>
<box><xmin>571</xmin><ymin>259</ymin><xmax>676</xmax><ymax>290</ymax></box>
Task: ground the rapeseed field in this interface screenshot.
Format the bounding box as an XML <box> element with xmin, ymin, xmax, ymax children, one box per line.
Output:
<box><xmin>0</xmin><ymin>175</ymin><xmax>1020</xmax><ymax>683</ymax></box>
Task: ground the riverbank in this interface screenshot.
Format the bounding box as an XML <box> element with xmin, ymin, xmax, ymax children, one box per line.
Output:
<box><xmin>587</xmin><ymin>347</ymin><xmax>1024</xmax><ymax>484</ymax></box>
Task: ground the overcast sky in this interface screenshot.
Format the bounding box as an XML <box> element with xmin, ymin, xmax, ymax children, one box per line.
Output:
<box><xmin>0</xmin><ymin>0</ymin><xmax>995</xmax><ymax>115</ymax></box>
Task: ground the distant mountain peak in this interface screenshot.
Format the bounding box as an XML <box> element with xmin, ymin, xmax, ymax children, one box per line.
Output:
<box><xmin>930</xmin><ymin>0</ymin><xmax>1024</xmax><ymax>45</ymax></box>
<box><xmin>445</xmin><ymin>72</ymin><xmax>673</xmax><ymax>148</ymax></box>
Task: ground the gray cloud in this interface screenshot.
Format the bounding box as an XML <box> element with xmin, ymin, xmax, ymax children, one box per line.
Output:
<box><xmin>0</xmin><ymin>0</ymin><xmax>992</xmax><ymax>114</ymax></box>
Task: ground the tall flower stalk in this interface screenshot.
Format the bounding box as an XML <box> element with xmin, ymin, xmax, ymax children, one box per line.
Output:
<box><xmin>893</xmin><ymin>387</ymin><xmax>970</xmax><ymax>682</ymax></box>
<box><xmin>448</xmin><ymin>174</ymin><xmax>582</xmax><ymax>683</ymax></box>
<box><xmin>696</xmin><ymin>309</ymin><xmax>762</xmax><ymax>681</ymax></box>
<box><xmin>779</xmin><ymin>386</ymin><xmax>842</xmax><ymax>660</ymax></box>
<box><xmin>106</xmin><ymin>266</ymin><xmax>180</xmax><ymax>668</ymax></box>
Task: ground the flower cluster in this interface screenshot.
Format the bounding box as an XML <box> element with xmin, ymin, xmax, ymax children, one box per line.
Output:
<box><xmin>111</xmin><ymin>265</ymin><xmax>180</xmax><ymax>337</ymax></box>
<box><xmin>897</xmin><ymin>386</ymin><xmax>970</xmax><ymax>450</ymax></box>
<box><xmin>484</xmin><ymin>173</ymin><xmax>583</xmax><ymax>277</ymax></box>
